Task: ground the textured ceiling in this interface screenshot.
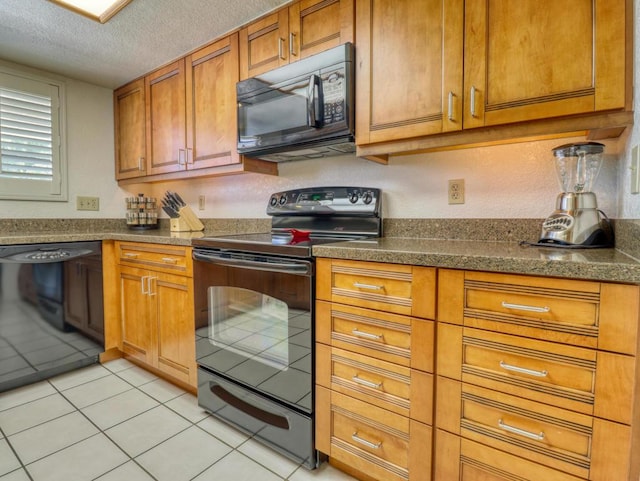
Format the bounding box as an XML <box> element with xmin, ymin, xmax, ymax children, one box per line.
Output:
<box><xmin>0</xmin><ymin>0</ymin><xmax>289</xmax><ymax>88</ymax></box>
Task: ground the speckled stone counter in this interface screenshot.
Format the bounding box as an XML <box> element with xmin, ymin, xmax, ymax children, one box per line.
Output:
<box><xmin>312</xmin><ymin>237</ymin><xmax>640</xmax><ymax>284</ymax></box>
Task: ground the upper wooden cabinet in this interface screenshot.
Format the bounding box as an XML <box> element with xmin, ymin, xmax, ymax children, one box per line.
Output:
<box><xmin>115</xmin><ymin>33</ymin><xmax>277</xmax><ymax>184</ymax></box>
<box><xmin>356</xmin><ymin>0</ymin><xmax>464</xmax><ymax>145</ymax></box>
<box><xmin>463</xmin><ymin>0</ymin><xmax>627</xmax><ymax>129</ymax></box>
<box><xmin>356</xmin><ymin>0</ymin><xmax>631</xmax><ymax>153</ymax></box>
<box><xmin>114</xmin><ymin>79</ymin><xmax>146</xmax><ymax>180</ymax></box>
<box><xmin>146</xmin><ymin>59</ymin><xmax>187</xmax><ymax>176</ymax></box>
<box><xmin>239</xmin><ymin>0</ymin><xmax>354</xmax><ymax>79</ymax></box>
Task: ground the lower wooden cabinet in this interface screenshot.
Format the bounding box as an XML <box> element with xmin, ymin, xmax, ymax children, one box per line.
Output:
<box><xmin>435</xmin><ymin>268</ymin><xmax>640</xmax><ymax>481</ymax></box>
<box><xmin>106</xmin><ymin>242</ymin><xmax>197</xmax><ymax>389</ymax></box>
<box><xmin>64</xmin><ymin>255</ymin><xmax>104</xmax><ymax>343</ymax></box>
<box><xmin>315</xmin><ymin>258</ymin><xmax>436</xmax><ymax>481</ymax></box>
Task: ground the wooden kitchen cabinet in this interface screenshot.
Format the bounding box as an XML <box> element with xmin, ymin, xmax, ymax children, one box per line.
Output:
<box><xmin>64</xmin><ymin>255</ymin><xmax>104</xmax><ymax>343</ymax></box>
<box><xmin>115</xmin><ymin>242</ymin><xmax>197</xmax><ymax>389</ymax></box>
<box><xmin>115</xmin><ymin>33</ymin><xmax>277</xmax><ymax>184</ymax></box>
<box><xmin>315</xmin><ymin>258</ymin><xmax>436</xmax><ymax>481</ymax></box>
<box><xmin>239</xmin><ymin>0</ymin><xmax>354</xmax><ymax>79</ymax></box>
<box><xmin>355</xmin><ymin>0</ymin><xmax>464</xmax><ymax>145</ymax></box>
<box><xmin>356</xmin><ymin>0</ymin><xmax>631</xmax><ymax>156</ymax></box>
<box><xmin>463</xmin><ymin>0</ymin><xmax>627</xmax><ymax>129</ymax></box>
<box><xmin>434</xmin><ymin>269</ymin><xmax>640</xmax><ymax>481</ymax></box>
<box><xmin>114</xmin><ymin>78</ymin><xmax>146</xmax><ymax>180</ymax></box>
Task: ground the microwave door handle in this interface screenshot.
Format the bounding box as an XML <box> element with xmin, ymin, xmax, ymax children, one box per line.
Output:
<box><xmin>307</xmin><ymin>74</ymin><xmax>323</xmax><ymax>128</ymax></box>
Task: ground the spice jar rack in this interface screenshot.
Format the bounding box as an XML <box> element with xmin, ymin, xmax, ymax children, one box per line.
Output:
<box><xmin>126</xmin><ymin>193</ymin><xmax>158</xmax><ymax>230</ymax></box>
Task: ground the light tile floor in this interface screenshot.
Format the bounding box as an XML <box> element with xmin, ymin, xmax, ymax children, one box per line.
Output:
<box><xmin>0</xmin><ymin>359</ymin><xmax>357</xmax><ymax>481</ymax></box>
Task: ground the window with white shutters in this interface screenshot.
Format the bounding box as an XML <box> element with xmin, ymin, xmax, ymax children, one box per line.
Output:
<box><xmin>0</xmin><ymin>68</ymin><xmax>67</xmax><ymax>201</ymax></box>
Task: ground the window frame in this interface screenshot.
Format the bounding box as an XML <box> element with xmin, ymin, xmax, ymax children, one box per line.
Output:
<box><xmin>0</xmin><ymin>66</ymin><xmax>67</xmax><ymax>202</ymax></box>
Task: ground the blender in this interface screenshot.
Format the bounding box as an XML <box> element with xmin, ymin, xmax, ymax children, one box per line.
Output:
<box><xmin>538</xmin><ymin>141</ymin><xmax>614</xmax><ymax>248</ymax></box>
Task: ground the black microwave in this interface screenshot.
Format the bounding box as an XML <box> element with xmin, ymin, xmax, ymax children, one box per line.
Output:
<box><xmin>237</xmin><ymin>43</ymin><xmax>355</xmax><ymax>162</ymax></box>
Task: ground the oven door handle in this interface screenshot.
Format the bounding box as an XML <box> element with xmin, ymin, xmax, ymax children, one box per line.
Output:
<box><xmin>193</xmin><ymin>251</ymin><xmax>311</xmax><ymax>275</ymax></box>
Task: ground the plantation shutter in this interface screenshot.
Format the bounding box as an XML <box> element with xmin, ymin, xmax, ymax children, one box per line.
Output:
<box><xmin>0</xmin><ymin>69</ymin><xmax>65</xmax><ymax>200</ymax></box>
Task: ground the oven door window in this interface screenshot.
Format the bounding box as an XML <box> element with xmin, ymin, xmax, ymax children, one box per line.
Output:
<box><xmin>209</xmin><ymin>287</ymin><xmax>291</xmax><ymax>369</ymax></box>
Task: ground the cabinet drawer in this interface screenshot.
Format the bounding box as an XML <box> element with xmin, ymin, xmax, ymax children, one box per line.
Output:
<box><xmin>316</xmin><ymin>300</ymin><xmax>434</xmax><ymax>371</ymax></box>
<box><xmin>437</xmin><ymin>323</ymin><xmax>635</xmax><ymax>424</ymax></box>
<box><xmin>317</xmin><ymin>344</ymin><xmax>433</xmax><ymax>424</ymax></box>
<box><xmin>438</xmin><ymin>378</ymin><xmax>594</xmax><ymax>478</ymax></box>
<box><xmin>435</xmin><ymin>429</ymin><xmax>584</xmax><ymax>481</ymax></box>
<box><xmin>317</xmin><ymin>388</ymin><xmax>432</xmax><ymax>481</ymax></box>
<box><xmin>117</xmin><ymin>242</ymin><xmax>192</xmax><ymax>275</ymax></box>
<box><xmin>438</xmin><ymin>269</ymin><xmax>640</xmax><ymax>355</ymax></box>
<box><xmin>316</xmin><ymin>258</ymin><xmax>435</xmax><ymax>319</ymax></box>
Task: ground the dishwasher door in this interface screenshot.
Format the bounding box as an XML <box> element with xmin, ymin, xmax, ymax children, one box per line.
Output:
<box><xmin>0</xmin><ymin>241</ymin><xmax>104</xmax><ymax>392</ymax></box>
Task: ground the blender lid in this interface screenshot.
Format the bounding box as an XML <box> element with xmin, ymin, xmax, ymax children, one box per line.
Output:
<box><xmin>552</xmin><ymin>141</ymin><xmax>604</xmax><ymax>157</ymax></box>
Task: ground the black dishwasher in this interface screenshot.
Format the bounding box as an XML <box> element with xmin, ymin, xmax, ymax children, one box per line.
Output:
<box><xmin>0</xmin><ymin>241</ymin><xmax>104</xmax><ymax>392</ymax></box>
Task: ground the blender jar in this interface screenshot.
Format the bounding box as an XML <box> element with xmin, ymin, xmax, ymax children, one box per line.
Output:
<box><xmin>552</xmin><ymin>142</ymin><xmax>604</xmax><ymax>193</ymax></box>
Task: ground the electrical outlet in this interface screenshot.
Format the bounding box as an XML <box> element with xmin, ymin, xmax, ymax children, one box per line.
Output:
<box><xmin>76</xmin><ymin>196</ymin><xmax>99</xmax><ymax>211</ymax></box>
<box><xmin>198</xmin><ymin>195</ymin><xmax>206</xmax><ymax>210</ymax></box>
<box><xmin>448</xmin><ymin>179</ymin><xmax>465</xmax><ymax>204</ymax></box>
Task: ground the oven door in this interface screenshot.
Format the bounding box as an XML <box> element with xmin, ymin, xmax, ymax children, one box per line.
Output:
<box><xmin>193</xmin><ymin>248</ymin><xmax>313</xmax><ymax>414</ymax></box>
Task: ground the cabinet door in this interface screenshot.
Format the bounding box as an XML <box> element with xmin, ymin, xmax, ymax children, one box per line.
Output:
<box><xmin>145</xmin><ymin>59</ymin><xmax>187</xmax><ymax>175</ymax></box>
<box><xmin>63</xmin><ymin>257</ymin><xmax>104</xmax><ymax>344</ymax></box>
<box><xmin>288</xmin><ymin>0</ymin><xmax>354</xmax><ymax>61</ymax></box>
<box><xmin>463</xmin><ymin>0</ymin><xmax>627</xmax><ymax>129</ymax></box>
<box><xmin>114</xmin><ymin>79</ymin><xmax>146</xmax><ymax>179</ymax></box>
<box><xmin>185</xmin><ymin>34</ymin><xmax>241</xmax><ymax>170</ymax></box>
<box><xmin>239</xmin><ymin>9</ymin><xmax>289</xmax><ymax>80</ymax></box>
<box><xmin>355</xmin><ymin>0</ymin><xmax>464</xmax><ymax>145</ymax></box>
<box><xmin>155</xmin><ymin>272</ymin><xmax>196</xmax><ymax>386</ymax></box>
<box><xmin>120</xmin><ymin>266</ymin><xmax>156</xmax><ymax>364</ymax></box>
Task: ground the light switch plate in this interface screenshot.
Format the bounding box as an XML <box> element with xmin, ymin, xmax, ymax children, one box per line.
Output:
<box><xmin>631</xmin><ymin>145</ymin><xmax>640</xmax><ymax>194</ymax></box>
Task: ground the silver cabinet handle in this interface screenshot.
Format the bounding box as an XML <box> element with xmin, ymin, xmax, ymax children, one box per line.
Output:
<box><xmin>289</xmin><ymin>32</ymin><xmax>296</xmax><ymax>57</ymax></box>
<box><xmin>498</xmin><ymin>419</ymin><xmax>545</xmax><ymax>441</ymax></box>
<box><xmin>501</xmin><ymin>301</ymin><xmax>550</xmax><ymax>313</ymax></box>
<box><xmin>138</xmin><ymin>156</ymin><xmax>145</xmax><ymax>171</ymax></box>
<box><xmin>141</xmin><ymin>275</ymin><xmax>149</xmax><ymax>295</ymax></box>
<box><xmin>147</xmin><ymin>276</ymin><xmax>157</xmax><ymax>296</ymax></box>
<box><xmin>470</xmin><ymin>85</ymin><xmax>478</xmax><ymax>118</ymax></box>
<box><xmin>124</xmin><ymin>252</ymin><xmax>139</xmax><ymax>259</ymax></box>
<box><xmin>353</xmin><ymin>282</ymin><xmax>383</xmax><ymax>290</ymax></box>
<box><xmin>161</xmin><ymin>257</ymin><xmax>178</xmax><ymax>264</ymax></box>
<box><xmin>186</xmin><ymin>148</ymin><xmax>193</xmax><ymax>165</ymax></box>
<box><xmin>352</xmin><ymin>375</ymin><xmax>383</xmax><ymax>389</ymax></box>
<box><xmin>352</xmin><ymin>432</ymin><xmax>382</xmax><ymax>449</ymax></box>
<box><xmin>278</xmin><ymin>37</ymin><xmax>285</xmax><ymax>60</ymax></box>
<box><xmin>178</xmin><ymin>148</ymin><xmax>186</xmax><ymax>165</ymax></box>
<box><xmin>352</xmin><ymin>329</ymin><xmax>383</xmax><ymax>340</ymax></box>
<box><xmin>500</xmin><ymin>361</ymin><xmax>548</xmax><ymax>378</ymax></box>
<box><xmin>448</xmin><ymin>91</ymin><xmax>454</xmax><ymax>121</ymax></box>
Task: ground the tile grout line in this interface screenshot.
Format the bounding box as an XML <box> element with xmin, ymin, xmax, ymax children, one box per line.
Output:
<box><xmin>0</xmin><ymin>424</ymin><xmax>35</xmax><ymax>481</ymax></box>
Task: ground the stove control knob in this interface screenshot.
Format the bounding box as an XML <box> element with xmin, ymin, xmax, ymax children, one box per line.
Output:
<box><xmin>279</xmin><ymin>195</ymin><xmax>287</xmax><ymax>205</ymax></box>
<box><xmin>269</xmin><ymin>196</ymin><xmax>278</xmax><ymax>207</ymax></box>
<box><xmin>362</xmin><ymin>191</ymin><xmax>373</xmax><ymax>204</ymax></box>
<box><xmin>348</xmin><ymin>192</ymin><xmax>359</xmax><ymax>204</ymax></box>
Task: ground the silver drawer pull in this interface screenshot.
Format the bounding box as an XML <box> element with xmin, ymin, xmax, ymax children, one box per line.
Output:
<box><xmin>161</xmin><ymin>257</ymin><xmax>178</xmax><ymax>264</ymax></box>
<box><xmin>352</xmin><ymin>375</ymin><xmax>383</xmax><ymax>389</ymax></box>
<box><xmin>124</xmin><ymin>253</ymin><xmax>139</xmax><ymax>258</ymax></box>
<box><xmin>501</xmin><ymin>301</ymin><xmax>550</xmax><ymax>313</ymax></box>
<box><xmin>353</xmin><ymin>282</ymin><xmax>384</xmax><ymax>290</ymax></box>
<box><xmin>352</xmin><ymin>329</ymin><xmax>383</xmax><ymax>341</ymax></box>
<box><xmin>352</xmin><ymin>432</ymin><xmax>382</xmax><ymax>449</ymax></box>
<box><xmin>498</xmin><ymin>419</ymin><xmax>545</xmax><ymax>441</ymax></box>
<box><xmin>500</xmin><ymin>361</ymin><xmax>548</xmax><ymax>378</ymax></box>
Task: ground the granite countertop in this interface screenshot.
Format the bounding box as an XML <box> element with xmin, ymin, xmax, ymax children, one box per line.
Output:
<box><xmin>1</xmin><ymin>219</ymin><xmax>639</xmax><ymax>284</ymax></box>
<box><xmin>312</xmin><ymin>237</ymin><xmax>640</xmax><ymax>284</ymax></box>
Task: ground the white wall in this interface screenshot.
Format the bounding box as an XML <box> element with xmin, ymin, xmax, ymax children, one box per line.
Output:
<box><xmin>618</xmin><ymin>0</ymin><xmax>640</xmax><ymax>219</ymax></box>
<box><xmin>136</xmin><ymin>136</ymin><xmax>620</xmax><ymax>220</ymax></box>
